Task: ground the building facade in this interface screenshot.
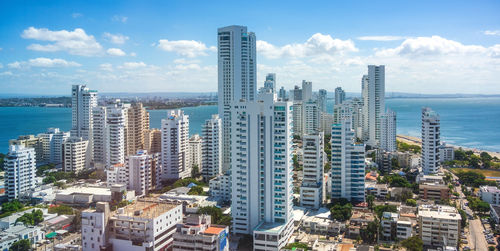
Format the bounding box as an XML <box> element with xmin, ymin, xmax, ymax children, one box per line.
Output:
<box><xmin>62</xmin><ymin>137</ymin><xmax>89</xmax><ymax>172</ymax></box>
<box><xmin>5</xmin><ymin>145</ymin><xmax>37</xmax><ymax>200</ymax></box>
<box><xmin>361</xmin><ymin>65</ymin><xmax>385</xmax><ymax>147</ymax></box>
<box><xmin>188</xmin><ymin>134</ymin><xmax>202</xmax><ymax>170</ymax></box>
<box><xmin>300</xmin><ymin>132</ymin><xmax>325</xmax><ymax>209</ymax></box>
<box><xmin>71</xmin><ymin>85</ymin><xmax>98</xmax><ymax>141</ymax></box>
<box><xmin>380</xmin><ymin>109</ymin><xmax>396</xmax><ymax>152</ymax></box>
<box><xmin>418</xmin><ymin>205</ymin><xmax>461</xmax><ymax>247</ymax></box>
<box><xmin>172</xmin><ymin>214</ymin><xmax>229</xmax><ymax>251</ymax></box>
<box><xmin>127</xmin><ymin>103</ymin><xmax>150</xmax><ymax>155</ymax></box>
<box><xmin>422</xmin><ymin>107</ymin><xmax>440</xmax><ymax>174</ymax></box>
<box><xmin>201</xmin><ymin>114</ymin><xmax>222</xmax><ymax>180</ymax></box>
<box><xmin>161</xmin><ymin>110</ymin><xmax>190</xmax><ymax>180</ymax></box>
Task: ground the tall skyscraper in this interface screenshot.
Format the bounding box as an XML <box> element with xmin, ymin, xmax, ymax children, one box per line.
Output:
<box><xmin>300</xmin><ymin>132</ymin><xmax>325</xmax><ymax>209</ymax></box>
<box><xmin>125</xmin><ymin>150</ymin><xmax>160</xmax><ymax>196</ymax></box>
<box><xmin>161</xmin><ymin>110</ymin><xmax>191</xmax><ymax>180</ymax></box>
<box><xmin>127</xmin><ymin>103</ymin><xmax>150</xmax><ymax>155</ymax></box>
<box><xmin>9</xmin><ymin>135</ymin><xmax>44</xmax><ymax>165</ymax></box>
<box><xmin>6</xmin><ymin>145</ymin><xmax>36</xmax><ymax>200</ymax></box>
<box><xmin>292</xmin><ymin>101</ymin><xmax>303</xmax><ymax>136</ymax></box>
<box><xmin>201</xmin><ymin>114</ymin><xmax>222</xmax><ymax>181</ymax></box>
<box><xmin>107</xmin><ymin>104</ymin><xmax>128</xmax><ymax>166</ymax></box>
<box><xmin>144</xmin><ymin>128</ymin><xmax>162</xmax><ymax>154</ymax></box>
<box><xmin>362</xmin><ymin>65</ymin><xmax>385</xmax><ymax>147</ymax></box>
<box><xmin>422</xmin><ymin>107</ymin><xmax>440</xmax><ymax>174</ymax></box>
<box><xmin>92</xmin><ymin>106</ymin><xmax>108</xmax><ymax>166</ymax></box>
<box><xmin>380</xmin><ymin>109</ymin><xmax>397</xmax><ymax>152</ymax></box>
<box><xmin>291</xmin><ymin>85</ymin><xmax>302</xmax><ymax>101</ymax></box>
<box><xmin>71</xmin><ymin>85</ymin><xmax>98</xmax><ymax>140</ymax></box>
<box><xmin>318</xmin><ymin>89</ymin><xmax>327</xmax><ymax>112</ymax></box>
<box><xmin>331</xmin><ymin>118</ymin><xmax>365</xmax><ymax>202</ymax></box>
<box><xmin>218</xmin><ymin>25</ymin><xmax>256</xmax><ymax>173</ymax></box>
<box><xmin>334</xmin><ymin>87</ymin><xmax>346</xmax><ymax>105</ymax></box>
<box><xmin>302</xmin><ymin>80</ymin><xmax>313</xmax><ymax>101</ymax></box>
<box><xmin>188</xmin><ymin>134</ymin><xmax>202</xmax><ymax>169</ymax></box>
<box><xmin>278</xmin><ymin>86</ymin><xmax>287</xmax><ymax>100</ymax></box>
<box><xmin>303</xmin><ymin>100</ymin><xmax>320</xmax><ymax>135</ymax></box>
<box><xmin>62</xmin><ymin>137</ymin><xmax>89</xmax><ymax>172</ymax></box>
<box><xmin>231</xmin><ymin>93</ymin><xmax>294</xmax><ymax>249</ymax></box>
<box><xmin>37</xmin><ymin>128</ymin><xmax>70</xmax><ymax>167</ymax></box>
<box><xmin>264</xmin><ymin>73</ymin><xmax>276</xmax><ymax>92</ymax></box>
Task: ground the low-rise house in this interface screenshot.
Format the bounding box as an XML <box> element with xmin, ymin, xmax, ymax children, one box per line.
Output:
<box><xmin>419</xmin><ymin>183</ymin><xmax>450</xmax><ymax>201</ymax></box>
<box><xmin>380</xmin><ymin>212</ymin><xmax>413</xmax><ymax>241</ymax></box>
<box><xmin>480</xmin><ymin>186</ymin><xmax>500</xmax><ymax>206</ymax></box>
<box><xmin>172</xmin><ymin>214</ymin><xmax>229</xmax><ymax>251</ymax></box>
<box><xmin>348</xmin><ymin>209</ymin><xmax>375</xmax><ymax>238</ymax></box>
<box><xmin>365</xmin><ymin>182</ymin><xmax>389</xmax><ymax>198</ymax></box>
<box><xmin>55</xmin><ymin>184</ymin><xmax>135</xmax><ymax>206</ymax></box>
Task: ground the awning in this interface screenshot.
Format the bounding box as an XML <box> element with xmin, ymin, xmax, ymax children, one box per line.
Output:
<box><xmin>45</xmin><ymin>232</ymin><xmax>57</xmax><ymax>238</ymax></box>
<box><xmin>55</xmin><ymin>230</ymin><xmax>68</xmax><ymax>235</ymax></box>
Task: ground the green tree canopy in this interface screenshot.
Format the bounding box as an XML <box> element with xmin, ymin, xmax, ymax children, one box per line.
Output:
<box><xmin>400</xmin><ymin>236</ymin><xmax>423</xmax><ymax>251</ymax></box>
<box><xmin>374</xmin><ymin>204</ymin><xmax>398</xmax><ymax>219</ymax></box>
<box><xmin>9</xmin><ymin>239</ymin><xmax>31</xmax><ymax>251</ymax></box>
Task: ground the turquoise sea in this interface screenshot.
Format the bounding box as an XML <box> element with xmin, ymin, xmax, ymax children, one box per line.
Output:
<box><xmin>1</xmin><ymin>97</ymin><xmax>499</xmax><ymax>153</ymax></box>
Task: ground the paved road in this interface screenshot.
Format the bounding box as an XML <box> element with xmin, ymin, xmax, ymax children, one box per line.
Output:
<box><xmin>469</xmin><ymin>219</ymin><xmax>488</xmax><ymax>251</ymax></box>
<box><xmin>36</xmin><ymin>232</ymin><xmax>80</xmax><ymax>251</ymax></box>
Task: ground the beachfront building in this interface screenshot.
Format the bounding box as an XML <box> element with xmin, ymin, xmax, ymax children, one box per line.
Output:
<box><xmin>362</xmin><ymin>65</ymin><xmax>385</xmax><ymax>147</ymax></box>
<box><xmin>5</xmin><ymin>145</ymin><xmax>37</xmax><ymax>200</ymax></box>
<box><xmin>172</xmin><ymin>214</ymin><xmax>229</xmax><ymax>251</ymax></box>
<box><xmin>380</xmin><ymin>109</ymin><xmax>397</xmax><ymax>152</ymax></box>
<box><xmin>71</xmin><ymin>85</ymin><xmax>98</xmax><ymax>142</ymax></box>
<box><xmin>439</xmin><ymin>143</ymin><xmax>455</xmax><ymax>163</ymax></box>
<box><xmin>62</xmin><ymin>137</ymin><xmax>89</xmax><ymax>172</ymax></box>
<box><xmin>144</xmin><ymin>128</ymin><xmax>162</xmax><ymax>154</ymax></box>
<box><xmin>231</xmin><ymin>92</ymin><xmax>294</xmax><ymax>250</ymax></box>
<box><xmin>331</xmin><ymin>118</ymin><xmax>365</xmax><ymax>202</ymax></box>
<box><xmin>37</xmin><ymin>128</ymin><xmax>70</xmax><ymax>167</ymax></box>
<box><xmin>218</xmin><ymin>25</ymin><xmax>256</xmax><ymax>173</ymax></box>
<box><xmin>9</xmin><ymin>135</ymin><xmax>44</xmax><ymax>166</ymax></box>
<box><xmin>161</xmin><ymin>110</ymin><xmax>190</xmax><ymax>180</ymax></box>
<box><xmin>300</xmin><ymin>132</ymin><xmax>325</xmax><ymax>209</ymax></box>
<box><xmin>335</xmin><ymin>87</ymin><xmax>345</xmax><ymax>105</ymax></box>
<box><xmin>422</xmin><ymin>107</ymin><xmax>440</xmax><ymax>174</ymax></box>
<box><xmin>201</xmin><ymin>114</ymin><xmax>222</xmax><ymax>180</ymax></box>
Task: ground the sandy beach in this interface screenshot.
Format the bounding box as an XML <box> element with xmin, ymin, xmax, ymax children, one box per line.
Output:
<box><xmin>397</xmin><ymin>134</ymin><xmax>500</xmax><ymax>159</ymax></box>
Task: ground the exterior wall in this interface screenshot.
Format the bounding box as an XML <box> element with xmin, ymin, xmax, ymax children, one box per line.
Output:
<box><xmin>334</xmin><ymin>87</ymin><xmax>345</xmax><ymax>105</ymax></box>
<box><xmin>300</xmin><ymin>133</ymin><xmax>324</xmax><ymax>209</ymax></box>
<box><xmin>303</xmin><ymin>101</ymin><xmax>319</xmax><ymax>135</ymax></box>
<box><xmin>63</xmin><ymin>137</ymin><xmax>89</xmax><ymax>172</ymax></box>
<box><xmin>362</xmin><ymin>65</ymin><xmax>385</xmax><ymax>147</ymax></box>
<box><xmin>201</xmin><ymin>114</ymin><xmax>222</xmax><ymax>180</ymax></box>
<box><xmin>419</xmin><ymin>185</ymin><xmax>450</xmax><ymax>200</ymax></box>
<box><xmin>188</xmin><ymin>134</ymin><xmax>202</xmax><ymax>169</ymax></box>
<box><xmin>161</xmin><ymin>110</ymin><xmax>190</xmax><ymax>180</ymax></box>
<box><xmin>480</xmin><ymin>186</ymin><xmax>500</xmax><ymax>206</ymax></box>
<box><xmin>422</xmin><ymin>107</ymin><xmax>440</xmax><ymax>174</ymax></box>
<box><xmin>418</xmin><ymin>205</ymin><xmax>461</xmax><ymax>247</ymax></box>
<box><xmin>6</xmin><ymin>145</ymin><xmax>37</xmax><ymax>200</ymax></box>
<box><xmin>127</xmin><ymin>103</ymin><xmax>150</xmax><ymax>155</ymax></box>
<box><xmin>380</xmin><ymin>109</ymin><xmax>396</xmax><ymax>152</ymax></box>
<box><xmin>82</xmin><ymin>203</ymin><xmax>108</xmax><ymax>251</ymax></box>
<box><xmin>209</xmin><ymin>174</ymin><xmax>231</xmax><ymax>202</ymax></box>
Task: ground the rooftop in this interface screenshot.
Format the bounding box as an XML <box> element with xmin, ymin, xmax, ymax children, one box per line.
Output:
<box><xmin>57</xmin><ymin>186</ymin><xmax>111</xmax><ymax>196</ymax></box>
<box><xmin>203</xmin><ymin>226</ymin><xmax>225</xmax><ymax>235</ymax></box>
<box><xmin>112</xmin><ymin>199</ymin><xmax>179</xmax><ymax>219</ymax></box>
<box><xmin>254</xmin><ymin>221</ymin><xmax>288</xmax><ymax>234</ymax></box>
<box><xmin>418</xmin><ymin>205</ymin><xmax>461</xmax><ymax>220</ymax></box>
<box><xmin>480</xmin><ymin>185</ymin><xmax>500</xmax><ymax>193</ymax></box>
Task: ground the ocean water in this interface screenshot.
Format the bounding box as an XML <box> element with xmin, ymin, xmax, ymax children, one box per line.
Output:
<box><xmin>1</xmin><ymin>97</ymin><xmax>499</xmax><ymax>153</ymax></box>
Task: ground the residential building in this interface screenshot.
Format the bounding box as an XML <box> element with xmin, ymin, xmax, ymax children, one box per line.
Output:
<box><xmin>303</xmin><ymin>100</ymin><xmax>320</xmax><ymax>135</ymax></box>
<box><xmin>217</xmin><ymin>25</ymin><xmax>256</xmax><ymax>173</ymax></box>
<box><xmin>334</xmin><ymin>87</ymin><xmax>345</xmax><ymax>105</ymax></box>
<box><xmin>319</xmin><ymin>112</ymin><xmax>335</xmax><ymax>134</ymax></box>
<box><xmin>5</xmin><ymin>145</ymin><xmax>37</xmax><ymax>200</ymax></box>
<box><xmin>490</xmin><ymin>205</ymin><xmax>500</xmax><ymax>227</ymax></box>
<box><xmin>278</xmin><ymin>87</ymin><xmax>287</xmax><ymax>100</ymax></box>
<box><xmin>201</xmin><ymin>114</ymin><xmax>222</xmax><ymax>180</ymax></box>
<box><xmin>161</xmin><ymin>110</ymin><xmax>191</xmax><ymax>180</ymax></box>
<box><xmin>439</xmin><ymin>143</ymin><xmax>455</xmax><ymax>163</ymax></box>
<box><xmin>127</xmin><ymin>103</ymin><xmax>150</xmax><ymax>155</ymax></box>
<box><xmin>71</xmin><ymin>85</ymin><xmax>97</xmax><ymax>164</ymax></box>
<box><xmin>124</xmin><ymin>150</ymin><xmax>161</xmax><ymax>196</ymax></box>
<box><xmin>208</xmin><ymin>174</ymin><xmax>231</xmax><ymax>203</ymax></box>
<box><xmin>107</xmin><ymin>103</ymin><xmax>129</xmax><ymax>166</ymax></box>
<box><xmin>291</xmin><ymin>85</ymin><xmax>302</xmax><ymax>101</ymax></box>
<box><xmin>348</xmin><ymin>209</ymin><xmax>375</xmax><ymax>238</ymax></box>
<box><xmin>380</xmin><ymin>109</ymin><xmax>396</xmax><ymax>152</ymax></box>
<box><xmin>422</xmin><ymin>107</ymin><xmax>440</xmax><ymax>174</ymax></box>
<box><xmin>376</xmin><ymin>151</ymin><xmax>394</xmax><ymax>174</ymax></box>
<box><xmin>188</xmin><ymin>134</ymin><xmax>202</xmax><ymax>170</ymax></box>
<box><xmin>144</xmin><ymin>128</ymin><xmax>162</xmax><ymax>154</ymax></box>
<box><xmin>172</xmin><ymin>214</ymin><xmax>229</xmax><ymax>251</ymax></box>
<box><xmin>418</xmin><ymin>205</ymin><xmax>461</xmax><ymax>247</ymax></box>
<box><xmin>480</xmin><ymin>186</ymin><xmax>500</xmax><ymax>206</ymax></box>
<box><xmin>9</xmin><ymin>135</ymin><xmax>44</xmax><ymax>165</ymax></box>
<box><xmin>231</xmin><ymin>92</ymin><xmax>294</xmax><ymax>250</ymax></box>
<box><xmin>263</xmin><ymin>73</ymin><xmax>276</xmax><ymax>93</ymax></box>
<box><xmin>82</xmin><ymin>202</ymin><xmax>109</xmax><ymax>251</ymax></box>
<box><xmin>380</xmin><ymin>212</ymin><xmax>413</xmax><ymax>241</ymax></box>
<box><xmin>419</xmin><ymin>183</ymin><xmax>450</xmax><ymax>201</ymax></box>
<box><xmin>331</xmin><ymin>118</ymin><xmax>365</xmax><ymax>202</ymax></box>
<box><xmin>300</xmin><ymin>132</ymin><xmax>325</xmax><ymax>209</ymax></box>
<box><xmin>62</xmin><ymin>137</ymin><xmax>89</xmax><ymax>172</ymax></box>
<box><xmin>365</xmin><ymin>182</ymin><xmax>389</xmax><ymax>198</ymax></box>
<box><xmin>292</xmin><ymin>101</ymin><xmax>303</xmax><ymax>136</ymax></box>
<box><xmin>37</xmin><ymin>128</ymin><xmax>70</xmax><ymax>167</ymax></box>
<box><xmin>416</xmin><ymin>174</ymin><xmax>445</xmax><ymax>185</ymax></box>
<box><xmin>302</xmin><ymin>80</ymin><xmax>313</xmax><ymax>101</ymax></box>
<box><xmin>361</xmin><ymin>65</ymin><xmax>385</xmax><ymax>147</ymax></box>
<box><xmin>317</xmin><ymin>89</ymin><xmax>327</xmax><ymax>112</ymax></box>
<box><xmin>92</xmin><ymin>106</ymin><xmax>108</xmax><ymax>167</ymax></box>
<box><xmin>56</xmin><ymin>184</ymin><xmax>135</xmax><ymax>206</ymax></box>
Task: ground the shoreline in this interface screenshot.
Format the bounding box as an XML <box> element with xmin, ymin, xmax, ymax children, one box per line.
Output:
<box><xmin>397</xmin><ymin>134</ymin><xmax>500</xmax><ymax>159</ymax></box>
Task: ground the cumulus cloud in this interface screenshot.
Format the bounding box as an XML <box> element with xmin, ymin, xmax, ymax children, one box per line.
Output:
<box><xmin>374</xmin><ymin>36</ymin><xmax>493</xmax><ymax>57</ymax></box>
<box><xmin>257</xmin><ymin>33</ymin><xmax>358</xmax><ymax>59</ymax></box>
<box><xmin>8</xmin><ymin>62</ymin><xmax>22</xmax><ymax>69</ymax></box>
<box><xmin>484</xmin><ymin>30</ymin><xmax>500</xmax><ymax>36</ymax></box>
<box><xmin>357</xmin><ymin>36</ymin><xmax>407</xmax><ymax>41</ymax></box>
<box><xmin>106</xmin><ymin>48</ymin><xmax>126</xmax><ymax>56</ymax></box>
<box><xmin>130</xmin><ymin>52</ymin><xmax>137</xmax><ymax>57</ymax></box>
<box><xmin>21</xmin><ymin>27</ymin><xmax>103</xmax><ymax>56</ymax></box>
<box><xmin>103</xmin><ymin>32</ymin><xmax>129</xmax><ymax>44</ymax></box>
<box><xmin>112</xmin><ymin>15</ymin><xmax>128</xmax><ymax>23</ymax></box>
<box><xmin>119</xmin><ymin>61</ymin><xmax>147</xmax><ymax>69</ymax></box>
<box><xmin>100</xmin><ymin>63</ymin><xmax>113</xmax><ymax>71</ymax></box>
<box><xmin>8</xmin><ymin>58</ymin><xmax>81</xmax><ymax>68</ymax></box>
<box><xmin>157</xmin><ymin>39</ymin><xmax>216</xmax><ymax>57</ymax></box>
<box><xmin>0</xmin><ymin>71</ymin><xmax>13</xmax><ymax>76</ymax></box>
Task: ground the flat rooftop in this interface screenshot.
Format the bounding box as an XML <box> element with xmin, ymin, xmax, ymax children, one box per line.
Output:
<box><xmin>57</xmin><ymin>186</ymin><xmax>111</xmax><ymax>196</ymax></box>
<box><xmin>203</xmin><ymin>226</ymin><xmax>225</xmax><ymax>235</ymax></box>
<box><xmin>254</xmin><ymin>221</ymin><xmax>287</xmax><ymax>234</ymax></box>
<box><xmin>112</xmin><ymin>199</ymin><xmax>179</xmax><ymax>219</ymax></box>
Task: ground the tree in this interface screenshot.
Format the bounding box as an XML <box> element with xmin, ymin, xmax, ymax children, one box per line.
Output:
<box><xmin>400</xmin><ymin>236</ymin><xmax>423</xmax><ymax>251</ymax></box>
<box><xmin>15</xmin><ymin>209</ymin><xmax>44</xmax><ymax>226</ymax></box>
<box><xmin>458</xmin><ymin>209</ymin><xmax>467</xmax><ymax>227</ymax></box>
<box><xmin>43</xmin><ymin>176</ymin><xmax>57</xmax><ymax>184</ymax></box>
<box><xmin>1</xmin><ymin>200</ymin><xmax>24</xmax><ymax>214</ymax></box>
<box><xmin>374</xmin><ymin>205</ymin><xmax>398</xmax><ymax>219</ymax></box>
<box><xmin>324</xmin><ymin>163</ymin><xmax>331</xmax><ymax>173</ymax></box>
<box><xmin>293</xmin><ymin>154</ymin><xmax>301</xmax><ymax>171</ymax></box>
<box><xmin>367</xmin><ymin>195</ymin><xmax>375</xmax><ymax>210</ymax></box>
<box><xmin>187</xmin><ymin>185</ymin><xmax>205</xmax><ymax>195</ymax></box>
<box><xmin>360</xmin><ymin>219</ymin><xmax>379</xmax><ymax>243</ymax></box>
<box><xmin>391</xmin><ymin>158</ymin><xmax>400</xmax><ymax>170</ymax></box>
<box><xmin>330</xmin><ymin>203</ymin><xmax>352</xmax><ymax>221</ymax></box>
<box><xmin>406</xmin><ymin>199</ymin><xmax>417</xmax><ymax>207</ymax></box>
<box><xmin>191</xmin><ymin>164</ymin><xmax>200</xmax><ymax>178</ymax></box>
<box><xmin>9</xmin><ymin>239</ymin><xmax>31</xmax><ymax>251</ymax></box>
<box><xmin>198</xmin><ymin>206</ymin><xmax>223</xmax><ymax>224</ymax></box>
<box><xmin>285</xmin><ymin>242</ymin><xmax>309</xmax><ymax>250</ymax></box>
<box><xmin>48</xmin><ymin>205</ymin><xmax>74</xmax><ymax>215</ymax></box>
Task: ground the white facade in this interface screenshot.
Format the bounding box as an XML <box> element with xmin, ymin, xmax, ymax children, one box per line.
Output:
<box><xmin>439</xmin><ymin>143</ymin><xmax>455</xmax><ymax>163</ymax></box>
<box><xmin>422</xmin><ymin>107</ymin><xmax>440</xmax><ymax>174</ymax></box>
<box><xmin>125</xmin><ymin>150</ymin><xmax>161</xmax><ymax>196</ymax></box>
<box><xmin>380</xmin><ymin>212</ymin><xmax>413</xmax><ymax>241</ymax></box>
<box><xmin>300</xmin><ymin>132</ymin><xmax>325</xmax><ymax>209</ymax></box>
<box><xmin>231</xmin><ymin>92</ymin><xmax>294</xmax><ymax>250</ymax></box>
<box><xmin>209</xmin><ymin>174</ymin><xmax>231</xmax><ymax>202</ymax></box>
<box><xmin>263</xmin><ymin>73</ymin><xmax>276</xmax><ymax>93</ymax></box>
<box><xmin>161</xmin><ymin>110</ymin><xmax>190</xmax><ymax>180</ymax></box>
<box><xmin>302</xmin><ymin>80</ymin><xmax>313</xmax><ymax>101</ymax></box>
<box><xmin>418</xmin><ymin>205</ymin><xmax>461</xmax><ymax>247</ymax></box>
<box><xmin>71</xmin><ymin>85</ymin><xmax>98</xmax><ymax>141</ymax></box>
<box><xmin>218</xmin><ymin>25</ymin><xmax>256</xmax><ymax>173</ymax></box>
<box><xmin>361</xmin><ymin>65</ymin><xmax>385</xmax><ymax>147</ymax></box>
<box><xmin>201</xmin><ymin>114</ymin><xmax>222</xmax><ymax>180</ymax></box>
<box><xmin>303</xmin><ymin>100</ymin><xmax>320</xmax><ymax>135</ymax></box>
<box><xmin>5</xmin><ymin>145</ymin><xmax>37</xmax><ymax>200</ymax></box>
<box><xmin>92</xmin><ymin>106</ymin><xmax>108</xmax><ymax>166</ymax></box>
<box><xmin>107</xmin><ymin>104</ymin><xmax>129</xmax><ymax>166</ymax></box>
<box><xmin>292</xmin><ymin>101</ymin><xmax>303</xmax><ymax>136</ymax></box>
<box><xmin>188</xmin><ymin>134</ymin><xmax>202</xmax><ymax>170</ymax></box>
<box><xmin>334</xmin><ymin>87</ymin><xmax>345</xmax><ymax>105</ymax></box>
<box><xmin>37</xmin><ymin>128</ymin><xmax>70</xmax><ymax>167</ymax></box>
<box><xmin>63</xmin><ymin>137</ymin><xmax>89</xmax><ymax>172</ymax></box>
<box><xmin>480</xmin><ymin>186</ymin><xmax>500</xmax><ymax>206</ymax></box>
<box><xmin>82</xmin><ymin>202</ymin><xmax>109</xmax><ymax>251</ymax></box>
<box><xmin>319</xmin><ymin>112</ymin><xmax>335</xmax><ymax>134</ymax></box>
<box><xmin>380</xmin><ymin>109</ymin><xmax>397</xmax><ymax>152</ymax></box>
<box><xmin>173</xmin><ymin>215</ymin><xmax>229</xmax><ymax>251</ymax></box>
<box><xmin>331</xmin><ymin>118</ymin><xmax>365</xmax><ymax>202</ymax></box>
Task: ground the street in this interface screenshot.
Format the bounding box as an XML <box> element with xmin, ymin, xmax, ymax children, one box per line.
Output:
<box><xmin>468</xmin><ymin>219</ymin><xmax>488</xmax><ymax>251</ymax></box>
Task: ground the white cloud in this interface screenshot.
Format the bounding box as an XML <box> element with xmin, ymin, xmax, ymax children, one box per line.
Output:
<box><xmin>130</xmin><ymin>52</ymin><xmax>137</xmax><ymax>57</ymax></box>
<box><xmin>8</xmin><ymin>62</ymin><xmax>22</xmax><ymax>69</ymax></box>
<box><xmin>375</xmin><ymin>36</ymin><xmax>494</xmax><ymax>57</ymax></box>
<box><xmin>8</xmin><ymin>58</ymin><xmax>81</xmax><ymax>68</ymax></box>
<box><xmin>72</xmin><ymin>13</ymin><xmax>83</xmax><ymax>18</ymax></box>
<box><xmin>112</xmin><ymin>15</ymin><xmax>128</xmax><ymax>23</ymax></box>
<box><xmin>484</xmin><ymin>30</ymin><xmax>500</xmax><ymax>36</ymax></box>
<box><xmin>0</xmin><ymin>71</ymin><xmax>13</xmax><ymax>76</ymax></box>
<box><xmin>357</xmin><ymin>36</ymin><xmax>407</xmax><ymax>41</ymax></box>
<box><xmin>157</xmin><ymin>39</ymin><xmax>216</xmax><ymax>57</ymax></box>
<box><xmin>106</xmin><ymin>48</ymin><xmax>126</xmax><ymax>56</ymax></box>
<box><xmin>120</xmin><ymin>62</ymin><xmax>147</xmax><ymax>69</ymax></box>
<box><xmin>21</xmin><ymin>27</ymin><xmax>103</xmax><ymax>56</ymax></box>
<box><xmin>100</xmin><ymin>63</ymin><xmax>113</xmax><ymax>71</ymax></box>
<box><xmin>103</xmin><ymin>32</ymin><xmax>129</xmax><ymax>44</ymax></box>
<box><xmin>257</xmin><ymin>33</ymin><xmax>358</xmax><ymax>59</ymax></box>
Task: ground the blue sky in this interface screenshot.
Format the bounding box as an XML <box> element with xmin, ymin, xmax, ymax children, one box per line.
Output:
<box><xmin>0</xmin><ymin>0</ymin><xmax>499</xmax><ymax>95</ymax></box>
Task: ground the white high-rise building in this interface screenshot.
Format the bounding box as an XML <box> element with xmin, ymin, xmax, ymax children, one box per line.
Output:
<box><xmin>320</xmin><ymin>112</ymin><xmax>335</xmax><ymax>134</ymax></box>
<box><xmin>303</xmin><ymin>100</ymin><xmax>320</xmax><ymax>135</ymax></box>
<box><xmin>231</xmin><ymin>93</ymin><xmax>294</xmax><ymax>250</ymax></box>
<box><xmin>361</xmin><ymin>65</ymin><xmax>385</xmax><ymax>147</ymax></box>
<box><xmin>71</xmin><ymin>85</ymin><xmax>98</xmax><ymax>140</ymax></box>
<box><xmin>302</xmin><ymin>80</ymin><xmax>313</xmax><ymax>101</ymax></box>
<box><xmin>37</xmin><ymin>128</ymin><xmax>70</xmax><ymax>167</ymax></box>
<box><xmin>161</xmin><ymin>110</ymin><xmax>191</xmax><ymax>180</ymax></box>
<box><xmin>317</xmin><ymin>89</ymin><xmax>327</xmax><ymax>112</ymax></box>
<box><xmin>5</xmin><ymin>145</ymin><xmax>37</xmax><ymax>200</ymax></box>
<box><xmin>201</xmin><ymin>114</ymin><xmax>222</xmax><ymax>180</ymax></box>
<box><xmin>189</xmin><ymin>134</ymin><xmax>202</xmax><ymax>170</ymax></box>
<box><xmin>380</xmin><ymin>109</ymin><xmax>397</xmax><ymax>152</ymax></box>
<box><xmin>62</xmin><ymin>137</ymin><xmax>89</xmax><ymax>172</ymax></box>
<box><xmin>107</xmin><ymin>104</ymin><xmax>129</xmax><ymax>166</ymax></box>
<box><xmin>292</xmin><ymin>101</ymin><xmax>303</xmax><ymax>136</ymax></box>
<box><xmin>218</xmin><ymin>25</ymin><xmax>256</xmax><ymax>173</ymax></box>
<box><xmin>124</xmin><ymin>150</ymin><xmax>161</xmax><ymax>196</ymax></box>
<box><xmin>422</xmin><ymin>107</ymin><xmax>440</xmax><ymax>174</ymax></box>
<box><xmin>331</xmin><ymin>118</ymin><xmax>365</xmax><ymax>202</ymax></box>
<box><xmin>300</xmin><ymin>132</ymin><xmax>325</xmax><ymax>209</ymax></box>
<box><xmin>92</xmin><ymin>106</ymin><xmax>108</xmax><ymax>166</ymax></box>
<box><xmin>334</xmin><ymin>87</ymin><xmax>345</xmax><ymax>105</ymax></box>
